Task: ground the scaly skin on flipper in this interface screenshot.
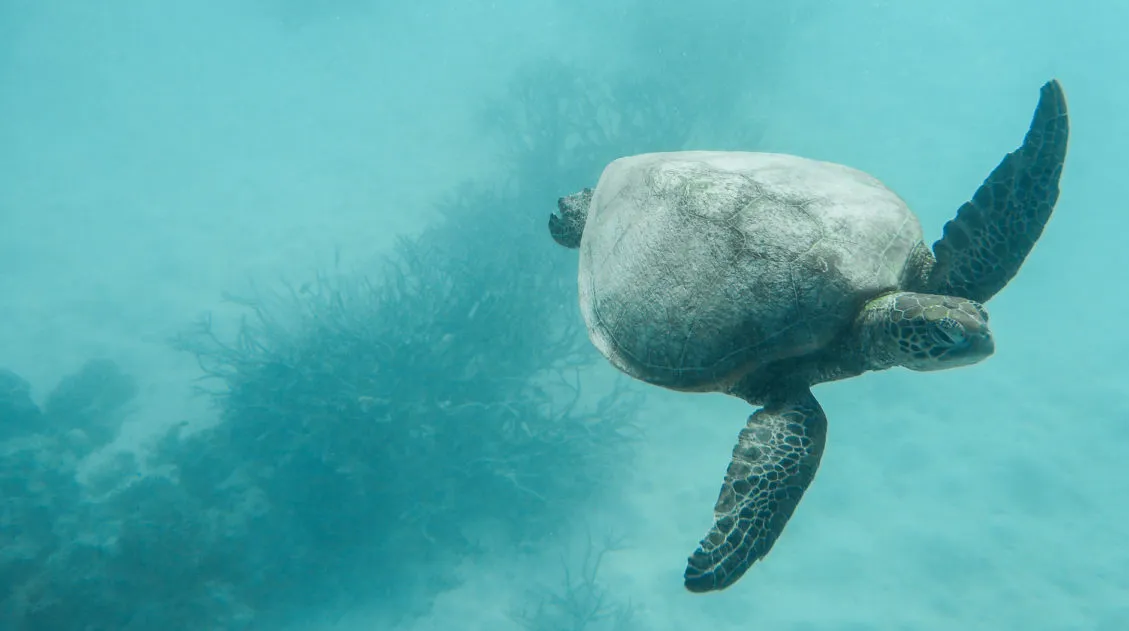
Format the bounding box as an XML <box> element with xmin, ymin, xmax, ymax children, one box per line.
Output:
<box><xmin>925</xmin><ymin>79</ymin><xmax>1069</xmax><ymax>303</ymax></box>
<box><xmin>684</xmin><ymin>386</ymin><xmax>827</xmax><ymax>593</ymax></box>
<box><xmin>683</xmin><ymin>289</ymin><xmax>994</xmax><ymax>593</ymax></box>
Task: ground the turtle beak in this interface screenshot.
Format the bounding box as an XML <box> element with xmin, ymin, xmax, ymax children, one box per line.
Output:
<box><xmin>971</xmin><ymin>329</ymin><xmax>995</xmax><ymax>359</ymax></box>
<box><xmin>953</xmin><ymin>325</ymin><xmax>994</xmax><ymax>367</ymax></box>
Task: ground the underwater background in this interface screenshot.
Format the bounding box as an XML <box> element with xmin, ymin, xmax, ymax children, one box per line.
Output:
<box><xmin>1</xmin><ymin>0</ymin><xmax>1126</xmax><ymax>629</ymax></box>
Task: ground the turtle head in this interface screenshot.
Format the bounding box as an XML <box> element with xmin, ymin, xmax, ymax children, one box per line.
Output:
<box><xmin>549</xmin><ymin>187</ymin><xmax>593</xmax><ymax>249</ymax></box>
<box><xmin>860</xmin><ymin>292</ymin><xmax>995</xmax><ymax>372</ymax></box>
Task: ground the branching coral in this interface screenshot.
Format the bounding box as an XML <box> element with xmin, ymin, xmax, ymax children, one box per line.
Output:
<box><xmin>511</xmin><ymin>532</ymin><xmax>636</xmax><ymax>631</ymax></box>
<box><xmin>158</xmin><ymin>189</ymin><xmax>646</xmax><ymax>618</ymax></box>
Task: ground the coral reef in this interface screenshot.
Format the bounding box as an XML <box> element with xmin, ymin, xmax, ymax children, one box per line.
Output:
<box><xmin>0</xmin><ymin>360</ymin><xmax>139</xmax><ymax>628</ymax></box>
<box><xmin>1</xmin><ymin>360</ymin><xmax>135</xmax><ymax>454</ymax></box>
<box><xmin>0</xmin><ymin>57</ymin><xmax>735</xmax><ymax>629</ymax></box>
<box><xmin>153</xmin><ymin>232</ymin><xmax>645</xmax><ymax>623</ymax></box>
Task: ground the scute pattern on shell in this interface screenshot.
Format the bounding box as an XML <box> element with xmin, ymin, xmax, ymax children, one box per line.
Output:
<box><xmin>577</xmin><ymin>151</ymin><xmax>923</xmax><ymax>392</ymax></box>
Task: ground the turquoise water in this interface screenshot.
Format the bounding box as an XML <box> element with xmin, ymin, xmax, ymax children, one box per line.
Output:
<box><xmin>1</xmin><ymin>1</ymin><xmax>1125</xmax><ymax>629</ymax></box>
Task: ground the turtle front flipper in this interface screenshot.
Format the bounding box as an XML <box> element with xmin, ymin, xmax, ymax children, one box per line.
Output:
<box><xmin>684</xmin><ymin>386</ymin><xmax>827</xmax><ymax>593</ymax></box>
<box><xmin>925</xmin><ymin>79</ymin><xmax>1069</xmax><ymax>304</ymax></box>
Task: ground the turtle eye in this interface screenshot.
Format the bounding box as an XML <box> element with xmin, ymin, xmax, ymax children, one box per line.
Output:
<box><xmin>932</xmin><ymin>318</ymin><xmax>967</xmax><ymax>347</ymax></box>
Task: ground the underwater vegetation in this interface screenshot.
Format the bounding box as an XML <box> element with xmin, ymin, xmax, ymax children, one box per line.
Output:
<box><xmin>155</xmin><ymin>185</ymin><xmax>646</xmax><ymax>624</ymax></box>
<box><xmin>0</xmin><ymin>53</ymin><xmax>770</xmax><ymax>629</ymax></box>
<box><xmin>510</xmin><ymin>532</ymin><xmax>635</xmax><ymax>631</ymax></box>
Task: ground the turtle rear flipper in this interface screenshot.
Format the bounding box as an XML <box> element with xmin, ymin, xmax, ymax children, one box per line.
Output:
<box><xmin>927</xmin><ymin>79</ymin><xmax>1069</xmax><ymax>303</ymax></box>
<box><xmin>548</xmin><ymin>187</ymin><xmax>593</xmax><ymax>249</ymax></box>
<box><xmin>684</xmin><ymin>386</ymin><xmax>827</xmax><ymax>593</ymax></box>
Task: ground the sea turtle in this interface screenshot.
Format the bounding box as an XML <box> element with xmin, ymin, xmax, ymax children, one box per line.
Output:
<box><xmin>547</xmin><ymin>80</ymin><xmax>1069</xmax><ymax>593</ymax></box>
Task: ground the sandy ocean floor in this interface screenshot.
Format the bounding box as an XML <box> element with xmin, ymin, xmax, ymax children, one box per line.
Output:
<box><xmin>368</xmin><ymin>356</ymin><xmax>1127</xmax><ymax>630</ymax></box>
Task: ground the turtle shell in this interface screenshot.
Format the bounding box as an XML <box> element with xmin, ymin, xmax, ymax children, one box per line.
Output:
<box><xmin>577</xmin><ymin>151</ymin><xmax>923</xmax><ymax>392</ymax></box>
